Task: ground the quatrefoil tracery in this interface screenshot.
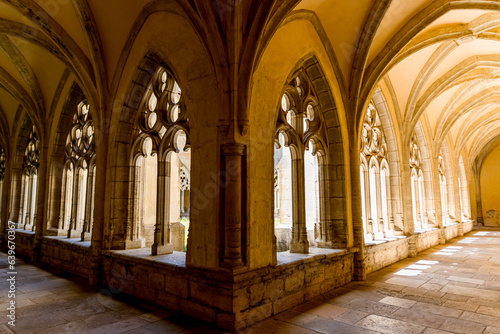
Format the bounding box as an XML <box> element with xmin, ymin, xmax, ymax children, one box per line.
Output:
<box><xmin>134</xmin><ymin>67</ymin><xmax>190</xmax><ymax>161</ymax></box>
<box><xmin>66</xmin><ymin>101</ymin><xmax>95</xmax><ymax>166</ymax></box>
<box><xmin>275</xmin><ymin>71</ymin><xmax>328</xmax><ymax>158</ymax></box>
<box><xmin>360</xmin><ymin>103</ymin><xmax>388</xmax><ymax>163</ymax></box>
<box><xmin>24</xmin><ymin>125</ymin><xmax>40</xmax><ymax>174</ymax></box>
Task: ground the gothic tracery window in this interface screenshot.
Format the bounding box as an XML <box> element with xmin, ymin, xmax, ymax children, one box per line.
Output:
<box><xmin>130</xmin><ymin>66</ymin><xmax>190</xmax><ymax>255</ymax></box>
<box><xmin>360</xmin><ymin>103</ymin><xmax>393</xmax><ymax>242</ymax></box>
<box><xmin>60</xmin><ymin>101</ymin><xmax>96</xmax><ymax>240</ymax></box>
<box><xmin>274</xmin><ymin>71</ymin><xmax>328</xmax><ymax>253</ymax></box>
<box><xmin>410</xmin><ymin>133</ymin><xmax>426</xmax><ymax>230</ymax></box>
<box><xmin>20</xmin><ymin>126</ymin><xmax>39</xmax><ymax>230</ymax></box>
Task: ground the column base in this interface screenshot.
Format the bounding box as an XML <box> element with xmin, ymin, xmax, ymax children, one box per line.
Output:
<box><xmin>125</xmin><ymin>237</ymin><xmax>146</xmax><ymax>249</ymax></box>
<box><xmin>45</xmin><ymin>228</ymin><xmax>68</xmax><ymax>236</ymax></box>
<box><xmin>81</xmin><ymin>231</ymin><xmax>91</xmax><ymax>242</ymax></box>
<box><xmin>151</xmin><ymin>242</ymin><xmax>174</xmax><ymax>255</ymax></box>
<box><xmin>289</xmin><ymin>240</ymin><xmax>309</xmax><ymax>253</ymax></box>
<box><xmin>68</xmin><ymin>229</ymin><xmax>81</xmax><ymax>239</ymax></box>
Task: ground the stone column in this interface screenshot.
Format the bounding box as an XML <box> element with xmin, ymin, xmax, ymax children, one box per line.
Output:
<box><xmin>351</xmin><ymin>148</ymin><xmax>366</xmax><ymax>281</ymax></box>
<box><xmin>18</xmin><ymin>173</ymin><xmax>26</xmax><ymax>227</ymax></box>
<box><xmin>24</xmin><ymin>173</ymin><xmax>33</xmax><ymax>230</ymax></box>
<box><xmin>222</xmin><ymin>143</ymin><xmax>245</xmax><ymax>268</ymax></box>
<box><xmin>432</xmin><ymin>156</ymin><xmax>445</xmax><ymax>244</ymax></box>
<box><xmin>152</xmin><ymin>160</ymin><xmax>174</xmax><ymax>255</ymax></box>
<box><xmin>82</xmin><ymin>167</ymin><xmax>94</xmax><ymax>241</ymax></box>
<box><xmin>364</xmin><ymin>168</ymin><xmax>373</xmax><ymax>239</ymax></box>
<box><xmin>68</xmin><ymin>168</ymin><xmax>80</xmax><ymax>238</ymax></box>
<box><xmin>375</xmin><ymin>168</ymin><xmax>384</xmax><ymax>238</ymax></box>
<box><xmin>385</xmin><ymin>170</ymin><xmax>394</xmax><ymax>233</ymax></box>
<box><xmin>401</xmin><ymin>144</ymin><xmax>416</xmax><ymax>255</ymax></box>
<box><xmin>33</xmin><ymin>147</ymin><xmax>48</xmax><ymax>262</ymax></box>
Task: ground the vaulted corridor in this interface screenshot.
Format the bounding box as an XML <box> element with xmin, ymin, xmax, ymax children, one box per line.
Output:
<box><xmin>2</xmin><ymin>228</ymin><xmax>500</xmax><ymax>333</ymax></box>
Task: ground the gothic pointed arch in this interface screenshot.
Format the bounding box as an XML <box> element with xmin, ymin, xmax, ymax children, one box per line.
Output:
<box><xmin>273</xmin><ymin>55</ymin><xmax>347</xmax><ymax>254</ymax></box>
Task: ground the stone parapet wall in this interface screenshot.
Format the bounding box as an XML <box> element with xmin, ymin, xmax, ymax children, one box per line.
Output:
<box><xmin>101</xmin><ymin>249</ymin><xmax>355</xmax><ymax>331</ymax></box>
<box><xmin>416</xmin><ymin>229</ymin><xmax>440</xmax><ymax>253</ymax></box>
<box><xmin>40</xmin><ymin>237</ymin><xmax>92</xmax><ymax>279</ymax></box>
<box><xmin>12</xmin><ymin>229</ymin><xmax>34</xmax><ymax>258</ymax></box>
<box><xmin>364</xmin><ymin>238</ymin><xmax>409</xmax><ymax>275</ymax></box>
<box><xmin>444</xmin><ymin>224</ymin><xmax>458</xmax><ymax>241</ymax></box>
<box><xmin>463</xmin><ymin>220</ymin><xmax>474</xmax><ymax>233</ymax></box>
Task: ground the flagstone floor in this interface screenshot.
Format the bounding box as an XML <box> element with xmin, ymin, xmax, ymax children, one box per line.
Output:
<box><xmin>1</xmin><ymin>228</ymin><xmax>500</xmax><ymax>333</ymax></box>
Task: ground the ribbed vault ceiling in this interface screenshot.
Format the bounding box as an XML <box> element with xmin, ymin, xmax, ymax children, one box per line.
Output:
<box><xmin>0</xmin><ymin>0</ymin><xmax>499</xmax><ymax>166</ymax></box>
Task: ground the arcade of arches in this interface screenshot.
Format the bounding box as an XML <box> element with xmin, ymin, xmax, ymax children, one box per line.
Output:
<box><xmin>0</xmin><ymin>0</ymin><xmax>500</xmax><ymax>331</ymax></box>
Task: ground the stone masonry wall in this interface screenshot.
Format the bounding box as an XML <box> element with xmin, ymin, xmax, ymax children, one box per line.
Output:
<box><xmin>12</xmin><ymin>229</ymin><xmax>34</xmax><ymax>258</ymax></box>
<box><xmin>416</xmin><ymin>229</ymin><xmax>440</xmax><ymax>253</ymax></box>
<box><xmin>101</xmin><ymin>250</ymin><xmax>355</xmax><ymax>331</ymax></box>
<box><xmin>40</xmin><ymin>237</ymin><xmax>92</xmax><ymax>279</ymax></box>
<box><xmin>364</xmin><ymin>238</ymin><xmax>409</xmax><ymax>275</ymax></box>
<box><xmin>444</xmin><ymin>224</ymin><xmax>459</xmax><ymax>241</ymax></box>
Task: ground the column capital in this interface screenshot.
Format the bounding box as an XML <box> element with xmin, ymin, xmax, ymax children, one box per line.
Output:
<box><xmin>221</xmin><ymin>143</ymin><xmax>245</xmax><ymax>156</ymax></box>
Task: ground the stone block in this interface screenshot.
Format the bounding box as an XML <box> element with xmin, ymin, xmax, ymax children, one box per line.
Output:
<box><xmin>149</xmin><ymin>272</ymin><xmax>165</xmax><ymax>290</ymax></box>
<box><xmin>156</xmin><ymin>291</ymin><xmax>180</xmax><ymax>311</ymax></box>
<box><xmin>190</xmin><ymin>281</ymin><xmax>232</xmax><ymax>312</ymax></box>
<box><xmin>273</xmin><ymin>290</ymin><xmax>304</xmax><ymax>315</ymax></box>
<box><xmin>304</xmin><ymin>283</ymin><xmax>322</xmax><ymax>300</ymax></box>
<box><xmin>217</xmin><ymin>312</ymin><xmax>236</xmax><ymax>331</ymax></box>
<box><xmin>234</xmin><ymin>287</ymin><xmax>250</xmax><ymax>312</ymax></box>
<box><xmin>164</xmin><ymin>275</ymin><xmax>189</xmax><ymax>298</ymax></box>
<box><xmin>305</xmin><ymin>265</ymin><xmax>325</xmax><ymax>285</ymax></box>
<box><xmin>285</xmin><ymin>270</ymin><xmax>305</xmax><ymax>292</ymax></box>
<box><xmin>180</xmin><ymin>299</ymin><xmax>216</xmax><ymax>323</ymax></box>
<box><xmin>133</xmin><ymin>283</ymin><xmax>156</xmax><ymax>303</ymax></box>
<box><xmin>235</xmin><ymin>303</ymin><xmax>273</xmax><ymax>330</ymax></box>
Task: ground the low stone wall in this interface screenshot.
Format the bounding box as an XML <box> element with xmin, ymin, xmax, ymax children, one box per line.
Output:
<box><xmin>364</xmin><ymin>238</ymin><xmax>409</xmax><ymax>275</ymax></box>
<box><xmin>101</xmin><ymin>248</ymin><xmax>355</xmax><ymax>331</ymax></box>
<box><xmin>12</xmin><ymin>229</ymin><xmax>35</xmax><ymax>258</ymax></box>
<box><xmin>416</xmin><ymin>229</ymin><xmax>440</xmax><ymax>253</ymax></box>
<box><xmin>463</xmin><ymin>220</ymin><xmax>474</xmax><ymax>233</ymax></box>
<box><xmin>444</xmin><ymin>224</ymin><xmax>458</xmax><ymax>240</ymax></box>
<box><xmin>40</xmin><ymin>237</ymin><xmax>92</xmax><ymax>279</ymax></box>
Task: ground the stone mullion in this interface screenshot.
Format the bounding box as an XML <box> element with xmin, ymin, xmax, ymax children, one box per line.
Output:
<box><xmin>375</xmin><ymin>168</ymin><xmax>383</xmax><ymax>237</ymax></box>
<box><xmin>363</xmin><ymin>168</ymin><xmax>373</xmax><ymax>239</ymax></box>
<box><xmin>81</xmin><ymin>167</ymin><xmax>94</xmax><ymax>241</ymax></box>
<box><xmin>129</xmin><ymin>163</ymin><xmax>141</xmax><ymax>243</ymax></box>
<box><xmin>58</xmin><ymin>168</ymin><xmax>68</xmax><ymax>231</ymax></box>
<box><xmin>30</xmin><ymin>173</ymin><xmax>37</xmax><ymax>232</ymax></box>
<box><xmin>221</xmin><ymin>143</ymin><xmax>245</xmax><ymax>268</ymax></box>
<box><xmin>289</xmin><ymin>153</ymin><xmax>308</xmax><ymax>253</ymax></box>
<box><xmin>152</xmin><ymin>159</ymin><xmax>173</xmax><ymax>255</ymax></box>
<box><xmin>415</xmin><ymin>175</ymin><xmax>422</xmax><ymax>229</ymax></box>
<box><xmin>317</xmin><ymin>160</ymin><xmax>330</xmax><ymax>245</ymax></box>
<box><xmin>432</xmin><ymin>157</ymin><xmax>445</xmax><ymax>243</ymax></box>
<box><xmin>385</xmin><ymin>170</ymin><xmax>394</xmax><ymax>232</ymax></box>
<box><xmin>18</xmin><ymin>172</ymin><xmax>26</xmax><ymax>226</ymax></box>
<box><xmin>68</xmin><ymin>167</ymin><xmax>80</xmax><ymax>238</ymax></box>
<box><xmin>25</xmin><ymin>173</ymin><xmax>33</xmax><ymax>230</ymax></box>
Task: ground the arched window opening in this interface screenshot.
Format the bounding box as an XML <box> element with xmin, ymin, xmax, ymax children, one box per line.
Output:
<box><xmin>410</xmin><ymin>133</ymin><xmax>426</xmax><ymax>230</ymax></box>
<box><xmin>274</xmin><ymin>72</ymin><xmax>328</xmax><ymax>253</ymax></box>
<box><xmin>61</xmin><ymin>101</ymin><xmax>96</xmax><ymax>241</ymax></box>
<box><xmin>360</xmin><ymin>103</ymin><xmax>393</xmax><ymax>242</ymax></box>
<box><xmin>438</xmin><ymin>156</ymin><xmax>449</xmax><ymax>226</ymax></box>
<box><xmin>130</xmin><ymin>67</ymin><xmax>191</xmax><ymax>255</ymax></box>
<box><xmin>20</xmin><ymin>126</ymin><xmax>39</xmax><ymax>231</ymax></box>
<box><xmin>274</xmin><ymin>133</ymin><xmax>293</xmax><ymax>252</ymax></box>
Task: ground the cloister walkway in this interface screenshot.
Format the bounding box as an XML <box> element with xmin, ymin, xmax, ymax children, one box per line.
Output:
<box><xmin>1</xmin><ymin>228</ymin><xmax>500</xmax><ymax>333</ymax></box>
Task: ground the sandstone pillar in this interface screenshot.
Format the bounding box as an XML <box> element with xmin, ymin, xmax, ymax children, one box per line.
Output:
<box><xmin>222</xmin><ymin>143</ymin><xmax>245</xmax><ymax>268</ymax></box>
